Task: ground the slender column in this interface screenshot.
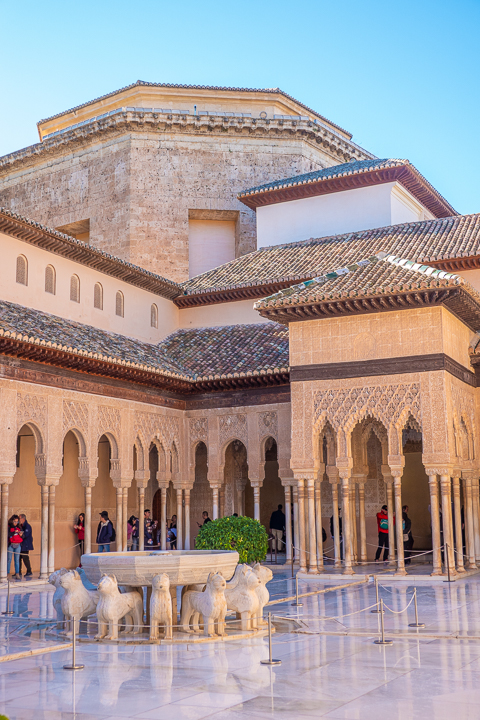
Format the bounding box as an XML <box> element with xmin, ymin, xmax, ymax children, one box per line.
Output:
<box><xmin>340</xmin><ymin>474</ymin><xmax>354</xmax><ymax>574</ymax></box>
<box><xmin>253</xmin><ymin>484</ymin><xmax>261</xmax><ymax>522</ymax></box>
<box><xmin>473</xmin><ymin>482</ymin><xmax>480</xmax><ymax>562</ymax></box>
<box><xmin>138</xmin><ymin>486</ymin><xmax>145</xmax><ymax>551</ymax></box>
<box><xmin>297</xmin><ymin>479</ymin><xmax>307</xmax><ymax>573</ymax></box>
<box><xmin>385</xmin><ymin>479</ymin><xmax>396</xmax><ymax>567</ymax></box>
<box><xmin>331</xmin><ymin>483</ymin><xmax>341</xmax><ymax>568</ymax></box>
<box><xmin>292</xmin><ymin>486</ymin><xmax>299</xmax><ymax>563</ymax></box>
<box><xmin>184</xmin><ymin>489</ymin><xmax>191</xmax><ymax>550</ymax></box>
<box><xmin>40</xmin><ymin>485</ymin><xmax>49</xmax><ymax>580</ymax></box>
<box><xmin>307</xmin><ymin>478</ymin><xmax>318</xmax><ymax>573</ymax></box>
<box><xmin>176</xmin><ymin>488</ymin><xmax>183</xmax><ymax>550</ymax></box>
<box><xmin>48</xmin><ymin>485</ymin><xmax>55</xmax><ymax>574</ymax></box>
<box><xmin>160</xmin><ymin>487</ymin><xmax>166</xmax><ymax>550</ymax></box>
<box><xmin>314</xmin><ymin>479</ymin><xmax>324</xmax><ymax>571</ymax></box>
<box><xmin>392</xmin><ymin>473</ymin><xmax>406</xmax><ymax>575</ymax></box>
<box><xmin>429</xmin><ymin>474</ymin><xmax>443</xmax><ymax>575</ymax></box>
<box><xmin>236</xmin><ymin>484</ymin><xmax>243</xmax><ymax>516</ymax></box>
<box><xmin>452</xmin><ymin>475</ymin><xmax>465</xmax><ymax>572</ymax></box>
<box><xmin>115</xmin><ymin>487</ymin><xmax>123</xmax><ymax>552</ymax></box>
<box><xmin>358</xmin><ymin>482</ymin><xmax>367</xmax><ymax>563</ymax></box>
<box><xmin>284</xmin><ymin>485</ymin><xmax>292</xmax><ymax>562</ymax></box>
<box><xmin>84</xmin><ymin>486</ymin><xmax>92</xmax><ymax>555</ymax></box>
<box><xmin>212</xmin><ymin>486</ymin><xmax>219</xmax><ymax>520</ymax></box>
<box><xmin>122</xmin><ymin>488</ymin><xmax>128</xmax><ymax>551</ymax></box>
<box><xmin>0</xmin><ymin>484</ymin><xmax>9</xmax><ymax>581</ymax></box>
<box><xmin>463</xmin><ymin>477</ymin><xmax>476</xmax><ymax>569</ymax></box>
<box><xmin>440</xmin><ymin>475</ymin><xmax>456</xmax><ymax>576</ymax></box>
<box><xmin>350</xmin><ymin>485</ymin><xmax>357</xmax><ymax>563</ymax></box>
<box><xmin>219</xmin><ymin>488</ymin><xmax>225</xmax><ymax>518</ymax></box>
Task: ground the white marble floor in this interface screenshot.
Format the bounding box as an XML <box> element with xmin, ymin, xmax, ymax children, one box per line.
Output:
<box><xmin>2</xmin><ymin>573</ymin><xmax>480</xmax><ymax>719</ymax></box>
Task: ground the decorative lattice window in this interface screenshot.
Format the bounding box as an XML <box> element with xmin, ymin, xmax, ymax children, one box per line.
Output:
<box><xmin>70</xmin><ymin>274</ymin><xmax>80</xmax><ymax>303</ymax></box>
<box><xmin>115</xmin><ymin>291</ymin><xmax>124</xmax><ymax>318</ymax></box>
<box><xmin>16</xmin><ymin>255</ymin><xmax>28</xmax><ymax>285</ymax></box>
<box><xmin>94</xmin><ymin>282</ymin><xmax>103</xmax><ymax>310</ymax></box>
<box><xmin>151</xmin><ymin>303</ymin><xmax>158</xmax><ymax>328</ymax></box>
<box><xmin>45</xmin><ymin>265</ymin><xmax>56</xmax><ymax>295</ymax></box>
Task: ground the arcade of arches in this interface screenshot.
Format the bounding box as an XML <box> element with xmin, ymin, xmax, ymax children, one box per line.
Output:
<box><xmin>0</xmin><ymin>361</ymin><xmax>478</xmax><ymax>580</ymax></box>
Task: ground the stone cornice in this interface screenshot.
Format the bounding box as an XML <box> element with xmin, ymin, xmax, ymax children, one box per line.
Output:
<box><xmin>0</xmin><ymin>111</ymin><xmax>373</xmax><ymax>177</ymax></box>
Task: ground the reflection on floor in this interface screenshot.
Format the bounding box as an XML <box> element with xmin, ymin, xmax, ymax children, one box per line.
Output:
<box><xmin>2</xmin><ymin>570</ymin><xmax>480</xmax><ymax>718</ymax></box>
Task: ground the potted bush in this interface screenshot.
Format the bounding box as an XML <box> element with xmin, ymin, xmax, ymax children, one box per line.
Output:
<box><xmin>195</xmin><ymin>515</ymin><xmax>268</xmax><ymax>564</ymax></box>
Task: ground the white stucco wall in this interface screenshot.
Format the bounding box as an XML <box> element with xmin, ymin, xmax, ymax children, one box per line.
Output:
<box><xmin>256</xmin><ymin>181</ymin><xmax>432</xmax><ymax>248</ymax></box>
<box><xmin>1</xmin><ymin>233</ymin><xmax>179</xmax><ymax>343</ymax></box>
<box><xmin>178</xmin><ymin>298</ymin><xmax>268</xmax><ymax>329</ymax></box>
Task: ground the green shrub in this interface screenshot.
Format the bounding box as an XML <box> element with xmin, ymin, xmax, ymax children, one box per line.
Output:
<box><xmin>195</xmin><ymin>515</ymin><xmax>269</xmax><ymax>564</ymax></box>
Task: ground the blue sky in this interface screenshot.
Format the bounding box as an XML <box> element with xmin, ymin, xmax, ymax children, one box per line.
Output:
<box><xmin>1</xmin><ymin>0</ymin><xmax>479</xmax><ymax>214</ymax></box>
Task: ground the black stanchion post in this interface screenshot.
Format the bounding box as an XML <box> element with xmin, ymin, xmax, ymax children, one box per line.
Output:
<box><xmin>2</xmin><ymin>579</ymin><xmax>14</xmax><ymax>615</ymax></box>
<box><xmin>291</xmin><ymin>574</ymin><xmax>303</xmax><ymax>607</ymax></box>
<box><xmin>261</xmin><ymin>612</ymin><xmax>281</xmax><ymax>666</ymax></box>
<box><xmin>371</xmin><ymin>575</ymin><xmax>382</xmax><ymax>614</ymax></box>
<box><xmin>373</xmin><ymin>599</ymin><xmax>392</xmax><ymax>645</ymax></box>
<box><xmin>444</xmin><ymin>543</ymin><xmax>453</xmax><ymax>583</ymax></box>
<box><xmin>63</xmin><ymin>618</ymin><xmax>84</xmax><ymax>671</ymax></box>
<box><xmin>291</xmin><ymin>543</ymin><xmax>294</xmax><ymax>578</ymax></box>
<box><xmin>408</xmin><ymin>588</ymin><xmax>425</xmax><ymax>628</ymax></box>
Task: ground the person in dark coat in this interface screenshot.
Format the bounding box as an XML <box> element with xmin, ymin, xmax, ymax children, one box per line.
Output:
<box><xmin>19</xmin><ymin>514</ymin><xmax>33</xmax><ymax>577</ymax></box>
<box><xmin>403</xmin><ymin>505</ymin><xmax>414</xmax><ymax>565</ymax></box>
<box><xmin>269</xmin><ymin>505</ymin><xmax>286</xmax><ymax>551</ymax></box>
<box><xmin>96</xmin><ymin>511</ymin><xmax>114</xmax><ymax>552</ymax></box>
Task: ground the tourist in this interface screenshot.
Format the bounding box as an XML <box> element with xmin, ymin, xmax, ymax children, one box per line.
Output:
<box><xmin>96</xmin><ymin>511</ymin><xmax>114</xmax><ymax>552</ymax></box>
<box><xmin>7</xmin><ymin>515</ymin><xmax>23</xmax><ymax>579</ymax></box>
<box><xmin>74</xmin><ymin>513</ymin><xmax>85</xmax><ymax>562</ymax></box>
<box><xmin>19</xmin><ymin>513</ymin><xmax>33</xmax><ymax>578</ymax></box>
<box><xmin>169</xmin><ymin>515</ymin><xmax>177</xmax><ymax>549</ymax></box>
<box><xmin>144</xmin><ymin>509</ymin><xmax>154</xmax><ymax>546</ymax></box>
<box><xmin>269</xmin><ymin>504</ymin><xmax>285</xmax><ymax>552</ymax></box>
<box><xmin>197</xmin><ymin>511</ymin><xmax>212</xmax><ymax>527</ymax></box>
<box><xmin>330</xmin><ymin>508</ymin><xmax>343</xmax><ymax>561</ymax></box>
<box><xmin>127</xmin><ymin>515</ymin><xmax>139</xmax><ymax>550</ymax></box>
<box><xmin>403</xmin><ymin>505</ymin><xmax>413</xmax><ymax>565</ymax></box>
<box><xmin>375</xmin><ymin>505</ymin><xmax>389</xmax><ymax>562</ymax></box>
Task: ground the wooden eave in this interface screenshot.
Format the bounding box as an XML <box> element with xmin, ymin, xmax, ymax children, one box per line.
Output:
<box><xmin>239</xmin><ymin>166</ymin><xmax>455</xmax><ymax>219</ymax></box>
<box><xmin>426</xmin><ymin>256</ymin><xmax>480</xmax><ymax>272</ymax></box>
<box><xmin>0</xmin><ymin>337</ymin><xmax>289</xmax><ymax>394</ymax></box>
<box><xmin>0</xmin><ymin>213</ymin><xmax>181</xmax><ymax>300</ymax></box>
<box><xmin>257</xmin><ymin>287</ymin><xmax>480</xmax><ymax>332</ymax></box>
<box><xmin>175</xmin><ymin>279</ymin><xmax>310</xmax><ymax>308</ymax></box>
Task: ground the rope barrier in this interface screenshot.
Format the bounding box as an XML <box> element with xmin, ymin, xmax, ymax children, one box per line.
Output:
<box><xmin>382</xmin><ymin>594</ymin><xmax>416</xmax><ymax>615</ymax></box>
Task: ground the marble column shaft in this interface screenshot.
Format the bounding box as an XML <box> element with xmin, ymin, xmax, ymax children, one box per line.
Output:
<box><xmin>385</xmin><ymin>480</ymin><xmax>396</xmax><ymax>566</ymax></box>
<box><xmin>160</xmin><ymin>488</ymin><xmax>167</xmax><ymax>550</ymax></box>
<box><xmin>463</xmin><ymin>477</ymin><xmax>476</xmax><ymax>569</ymax></box>
<box><xmin>429</xmin><ymin>475</ymin><xmax>443</xmax><ymax>575</ymax></box>
<box><xmin>84</xmin><ymin>486</ymin><xmax>92</xmax><ymax>555</ymax></box>
<box><xmin>40</xmin><ymin>485</ymin><xmax>49</xmax><ymax>579</ymax></box>
<box><xmin>122</xmin><ymin>487</ymin><xmax>128</xmax><ymax>551</ymax></box>
<box><xmin>138</xmin><ymin>486</ymin><xmax>145</xmax><ymax>551</ymax></box>
<box><xmin>341</xmin><ymin>476</ymin><xmax>354</xmax><ymax>574</ymax></box>
<box><xmin>393</xmin><ymin>475</ymin><xmax>406</xmax><ymax>575</ymax></box>
<box><xmin>292</xmin><ymin>486</ymin><xmax>299</xmax><ymax>564</ymax></box>
<box><xmin>48</xmin><ymin>485</ymin><xmax>55</xmax><ymax>574</ymax></box>
<box><xmin>297</xmin><ymin>479</ymin><xmax>307</xmax><ymax>573</ymax></box>
<box><xmin>115</xmin><ymin>487</ymin><xmax>123</xmax><ymax>552</ymax></box>
<box><xmin>440</xmin><ymin>475</ymin><xmax>456</xmax><ymax>575</ymax></box>
<box><xmin>452</xmin><ymin>476</ymin><xmax>465</xmax><ymax>572</ymax></box>
<box><xmin>0</xmin><ymin>484</ymin><xmax>9</xmax><ymax>581</ymax></box>
<box><xmin>331</xmin><ymin>483</ymin><xmax>341</xmax><ymax>568</ymax></box>
<box><xmin>253</xmin><ymin>486</ymin><xmax>261</xmax><ymax>523</ymax></box>
<box><xmin>307</xmin><ymin>478</ymin><xmax>318</xmax><ymax>573</ymax></box>
<box><xmin>184</xmin><ymin>488</ymin><xmax>191</xmax><ymax>550</ymax></box>
<box><xmin>176</xmin><ymin>488</ymin><xmax>183</xmax><ymax>550</ymax></box>
<box><xmin>315</xmin><ymin>479</ymin><xmax>324</xmax><ymax>571</ymax></box>
<box><xmin>358</xmin><ymin>483</ymin><xmax>367</xmax><ymax>563</ymax></box>
<box><xmin>284</xmin><ymin>485</ymin><xmax>292</xmax><ymax>562</ymax></box>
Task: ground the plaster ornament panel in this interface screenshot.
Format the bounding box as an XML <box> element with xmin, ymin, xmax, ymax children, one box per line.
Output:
<box><xmin>17</xmin><ymin>392</ymin><xmax>47</xmax><ymax>430</ymax></box>
<box><xmin>189</xmin><ymin>417</ymin><xmax>208</xmax><ymax>444</ymax></box>
<box><xmin>219</xmin><ymin>414</ymin><xmax>248</xmax><ymax>447</ymax></box>
<box><xmin>314</xmin><ymin>382</ymin><xmax>421</xmax><ymax>440</ymax></box>
<box><xmin>258</xmin><ymin>411</ymin><xmax>278</xmax><ymax>441</ymax></box>
<box><xmin>63</xmin><ymin>400</ymin><xmax>89</xmax><ymax>435</ymax></box>
<box><xmin>134</xmin><ymin>412</ymin><xmax>180</xmax><ymax>450</ymax></box>
<box><xmin>98</xmin><ymin>405</ymin><xmax>121</xmax><ymax>440</ymax></box>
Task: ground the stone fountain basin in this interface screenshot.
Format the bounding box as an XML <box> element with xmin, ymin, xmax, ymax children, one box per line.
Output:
<box><xmin>81</xmin><ymin>550</ymin><xmax>239</xmax><ymax>587</ymax></box>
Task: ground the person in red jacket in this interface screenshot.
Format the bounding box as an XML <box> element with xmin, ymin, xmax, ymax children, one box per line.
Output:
<box><xmin>375</xmin><ymin>505</ymin><xmax>390</xmax><ymax>562</ymax></box>
<box><xmin>74</xmin><ymin>513</ymin><xmax>85</xmax><ymax>565</ymax></box>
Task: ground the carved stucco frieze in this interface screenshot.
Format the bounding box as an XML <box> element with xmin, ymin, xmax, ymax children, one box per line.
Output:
<box><xmin>63</xmin><ymin>400</ymin><xmax>89</xmax><ymax>435</ymax></box>
<box><xmin>98</xmin><ymin>405</ymin><xmax>121</xmax><ymax>440</ymax></box>
<box><xmin>189</xmin><ymin>417</ymin><xmax>208</xmax><ymax>445</ymax></box>
<box><xmin>219</xmin><ymin>414</ymin><xmax>248</xmax><ymax>447</ymax></box>
<box><xmin>17</xmin><ymin>392</ymin><xmax>47</xmax><ymax>431</ymax></box>
<box><xmin>134</xmin><ymin>412</ymin><xmax>180</xmax><ymax>451</ymax></box>
<box><xmin>258</xmin><ymin>411</ymin><xmax>278</xmax><ymax>441</ymax></box>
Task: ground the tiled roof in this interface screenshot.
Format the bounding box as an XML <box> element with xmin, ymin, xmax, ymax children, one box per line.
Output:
<box><xmin>180</xmin><ymin>213</ymin><xmax>480</xmax><ymax>298</ymax></box>
<box><xmin>0</xmin><ymin>300</ymin><xmax>288</xmax><ymax>381</ymax></box>
<box><xmin>255</xmin><ymin>254</ymin><xmax>477</xmax><ymax>309</ymax></box>
<box><xmin>238</xmin><ymin>158</ymin><xmax>456</xmax><ymax>218</ymax></box>
<box><xmin>159</xmin><ymin>324</ymin><xmax>289</xmax><ymax>379</ymax></box>
<box><xmin>0</xmin><ymin>207</ymin><xmax>181</xmax><ymax>300</ymax></box>
<box><xmin>37</xmin><ymin>80</ymin><xmax>352</xmax><ymax>138</ymax></box>
<box><xmin>0</xmin><ymin>299</ymin><xmax>187</xmax><ymax>379</ymax></box>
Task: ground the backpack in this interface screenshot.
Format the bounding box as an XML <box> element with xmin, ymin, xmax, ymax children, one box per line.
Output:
<box><xmin>379</xmin><ymin>516</ymin><xmax>388</xmax><ymax>531</ymax></box>
<box><xmin>110</xmin><ymin>522</ymin><xmax>116</xmax><ymax>543</ymax></box>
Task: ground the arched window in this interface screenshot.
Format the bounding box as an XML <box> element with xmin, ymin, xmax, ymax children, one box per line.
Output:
<box><xmin>70</xmin><ymin>274</ymin><xmax>80</xmax><ymax>303</ymax></box>
<box><xmin>45</xmin><ymin>265</ymin><xmax>56</xmax><ymax>295</ymax></box>
<box><xmin>150</xmin><ymin>303</ymin><xmax>158</xmax><ymax>328</ymax></box>
<box><xmin>94</xmin><ymin>282</ymin><xmax>103</xmax><ymax>310</ymax></box>
<box><xmin>115</xmin><ymin>291</ymin><xmax>124</xmax><ymax>318</ymax></box>
<box><xmin>16</xmin><ymin>255</ymin><xmax>28</xmax><ymax>285</ymax></box>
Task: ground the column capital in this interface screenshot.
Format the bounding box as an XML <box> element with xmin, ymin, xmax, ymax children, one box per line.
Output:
<box><xmin>0</xmin><ymin>474</ymin><xmax>14</xmax><ymax>485</ymax></box>
<box><xmin>250</xmin><ymin>480</ymin><xmax>263</xmax><ymax>489</ymax></box>
<box><xmin>280</xmin><ymin>478</ymin><xmax>296</xmax><ymax>488</ymax></box>
<box><xmin>112</xmin><ymin>478</ymin><xmax>132</xmax><ymax>489</ymax></box>
<box><xmin>424</xmin><ymin>466</ymin><xmax>454</xmax><ymax>477</ymax></box>
<box><xmin>292</xmin><ymin>469</ymin><xmax>316</xmax><ymax>481</ymax></box>
<box><xmin>387</xmin><ymin>455</ymin><xmax>405</xmax><ymax>470</ymax></box>
<box><xmin>389</xmin><ymin>467</ymin><xmax>403</xmax><ymax>479</ymax></box>
<box><xmin>36</xmin><ymin>474</ymin><xmax>62</xmax><ymax>487</ymax></box>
